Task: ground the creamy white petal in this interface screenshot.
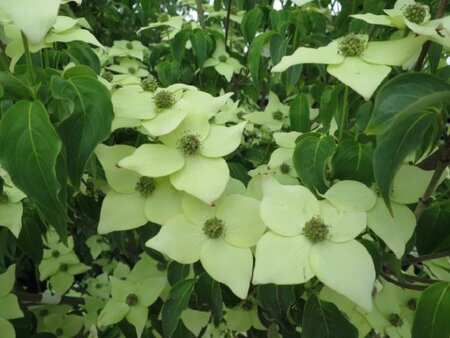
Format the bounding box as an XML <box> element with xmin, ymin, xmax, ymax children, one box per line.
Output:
<box><xmin>170</xmin><ymin>156</ymin><xmax>229</xmax><ymax>204</ymax></box>
<box><xmin>272</xmin><ymin>41</ymin><xmax>344</xmax><ymax>72</ymax></box>
<box><xmin>367</xmin><ymin>199</ymin><xmax>416</xmax><ymax>259</ymax></box>
<box><xmin>327</xmin><ymin>57</ymin><xmax>391</xmax><ymax>100</ymax></box>
<box><xmin>323</xmin><ymin>180</ymin><xmax>377</xmax><ymax>212</ymax></box>
<box><xmin>253</xmin><ymin>232</ymin><xmax>314</xmax><ymax>284</ymax></box>
<box><xmin>141</xmin><ymin>105</ymin><xmax>188</xmax><ymax>137</ymax></box>
<box><xmin>201</xmin><ymin>122</ymin><xmax>246</xmax><ymax>158</ymax></box>
<box><xmin>112</xmin><ymin>86</ymin><xmax>156</xmax><ymax>119</ymax></box>
<box><xmin>218</xmin><ymin>195</ymin><xmax>265</xmax><ymax>248</ymax></box>
<box><xmin>310</xmin><ymin>240</ymin><xmax>375</xmax><ymax>312</ymax></box>
<box><xmin>146</xmin><ymin>214</ymin><xmax>205</xmax><ymax>264</ymax></box>
<box><xmin>98</xmin><ymin>191</ymin><xmax>147</xmax><ymax>234</ymax></box>
<box><xmin>200</xmin><ymin>239</ymin><xmax>253</xmax><ymax>299</ymax></box>
<box><xmin>144</xmin><ymin>180</ymin><xmax>183</xmax><ymax>226</ymax></box>
<box><xmin>260</xmin><ymin>176</ymin><xmax>319</xmax><ymax>236</ymax></box>
<box><xmin>118</xmin><ymin>144</ymin><xmax>185</xmax><ymax>177</ymax></box>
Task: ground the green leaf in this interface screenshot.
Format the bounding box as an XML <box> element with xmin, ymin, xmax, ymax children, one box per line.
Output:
<box><xmin>412</xmin><ymin>282</ymin><xmax>450</xmax><ymax>338</ymax></box>
<box><xmin>228</xmin><ymin>162</ymin><xmax>250</xmax><ymax>186</ymax></box>
<box><xmin>428</xmin><ymin>42</ymin><xmax>443</xmax><ymax>75</ymax></box>
<box><xmin>167</xmin><ymin>261</ymin><xmax>190</xmax><ymax>286</ymax></box>
<box><xmin>366</xmin><ymin>73</ymin><xmax>450</xmax><ymax>135</ymax></box>
<box><xmin>270</xmin><ymin>34</ymin><xmax>288</xmax><ymax>66</ymax></box>
<box><xmin>171</xmin><ymin>30</ymin><xmax>190</xmax><ymax>62</ymax></box>
<box><xmin>373</xmin><ymin>110</ymin><xmax>435</xmax><ymax>211</ymax></box>
<box><xmin>302</xmin><ymin>294</ymin><xmax>358</xmax><ymax>338</ymax></box>
<box><xmin>256</xmin><ymin>284</ymin><xmax>295</xmax><ymax>327</ymax></box>
<box><xmin>269</xmin><ymin>9</ymin><xmax>292</xmax><ymax>35</ymax></box>
<box><xmin>241</xmin><ymin>7</ymin><xmax>263</xmax><ymax>44</ymax></box>
<box><xmin>0</xmin><ymin>100</ymin><xmax>68</xmax><ymax>241</ymax></box>
<box><xmin>247</xmin><ymin>31</ymin><xmax>275</xmax><ymax>87</ymax></box>
<box><xmin>190</xmin><ymin>29</ymin><xmax>209</xmax><ymax>69</ymax></box>
<box><xmin>332</xmin><ymin>138</ymin><xmax>374</xmax><ymax>185</ymax></box>
<box><xmin>194</xmin><ymin>273</ymin><xmax>223</xmax><ymax>326</ymax></box>
<box><xmin>51</xmin><ymin>75</ymin><xmax>113</xmax><ymax>188</ymax></box>
<box><xmin>293</xmin><ymin>133</ymin><xmax>336</xmax><ymax>194</ymax></box>
<box><xmin>17</xmin><ymin>217</ymin><xmax>44</xmax><ymax>264</ymax></box>
<box><xmin>63</xmin><ymin>65</ymin><xmax>98</xmax><ymax>79</ymax></box>
<box><xmin>156</xmin><ymin>59</ymin><xmax>181</xmax><ymax>87</ymax></box>
<box><xmin>65</xmin><ymin>41</ymin><xmax>101</xmax><ymax>74</ymax></box>
<box><xmin>416</xmin><ymin>207</ymin><xmax>450</xmax><ymax>255</ymax></box>
<box><xmin>0</xmin><ymin>71</ymin><xmax>35</xmax><ymax>100</ymax></box>
<box><xmin>289</xmin><ymin>94</ymin><xmax>310</xmax><ymax>132</ymax></box>
<box><xmin>319</xmin><ymin>86</ymin><xmax>341</xmax><ymax>130</ymax></box>
<box><xmin>162</xmin><ymin>279</ymin><xmax>196</xmax><ymax>338</ymax></box>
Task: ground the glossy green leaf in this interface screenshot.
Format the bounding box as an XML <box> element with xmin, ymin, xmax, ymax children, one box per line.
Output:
<box><xmin>162</xmin><ymin>279</ymin><xmax>196</xmax><ymax>338</ymax></box>
<box><xmin>367</xmin><ymin>73</ymin><xmax>450</xmax><ymax>135</ymax></box>
<box><xmin>156</xmin><ymin>59</ymin><xmax>181</xmax><ymax>86</ymax></box>
<box><xmin>170</xmin><ymin>30</ymin><xmax>190</xmax><ymax>62</ymax></box>
<box><xmin>373</xmin><ymin>110</ymin><xmax>434</xmax><ymax>211</ymax></box>
<box><xmin>248</xmin><ymin>31</ymin><xmax>275</xmax><ymax>87</ymax></box>
<box><xmin>293</xmin><ymin>133</ymin><xmax>336</xmax><ymax>194</ymax></box>
<box><xmin>0</xmin><ymin>71</ymin><xmax>35</xmax><ymax>100</ymax></box>
<box><xmin>51</xmin><ymin>75</ymin><xmax>113</xmax><ymax>188</ymax></box>
<box><xmin>412</xmin><ymin>282</ymin><xmax>450</xmax><ymax>338</ymax></box>
<box><xmin>302</xmin><ymin>294</ymin><xmax>358</xmax><ymax>338</ymax></box>
<box><xmin>241</xmin><ymin>7</ymin><xmax>263</xmax><ymax>44</ymax></box>
<box><xmin>194</xmin><ymin>273</ymin><xmax>223</xmax><ymax>326</ymax></box>
<box><xmin>319</xmin><ymin>86</ymin><xmax>341</xmax><ymax>130</ymax></box>
<box><xmin>167</xmin><ymin>262</ymin><xmax>190</xmax><ymax>286</ymax></box>
<box><xmin>416</xmin><ymin>207</ymin><xmax>450</xmax><ymax>255</ymax></box>
<box><xmin>270</xmin><ymin>34</ymin><xmax>288</xmax><ymax>66</ymax></box>
<box><xmin>65</xmin><ymin>41</ymin><xmax>101</xmax><ymax>74</ymax></box>
<box><xmin>290</xmin><ymin>94</ymin><xmax>310</xmax><ymax>132</ymax></box>
<box><xmin>190</xmin><ymin>29</ymin><xmax>209</xmax><ymax>69</ymax></box>
<box><xmin>17</xmin><ymin>217</ymin><xmax>44</xmax><ymax>264</ymax></box>
<box><xmin>332</xmin><ymin>138</ymin><xmax>374</xmax><ymax>185</ymax></box>
<box><xmin>256</xmin><ymin>284</ymin><xmax>295</xmax><ymax>326</ymax></box>
<box><xmin>0</xmin><ymin>100</ymin><xmax>67</xmax><ymax>240</ymax></box>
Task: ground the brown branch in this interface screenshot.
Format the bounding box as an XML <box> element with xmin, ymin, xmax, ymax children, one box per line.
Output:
<box><xmin>195</xmin><ymin>0</ymin><xmax>206</xmax><ymax>30</ymax></box>
<box><xmin>380</xmin><ymin>272</ymin><xmax>428</xmax><ymax>291</ymax></box>
<box><xmin>402</xmin><ymin>249</ymin><xmax>450</xmax><ymax>265</ymax></box>
<box><xmin>414</xmin><ymin>0</ymin><xmax>448</xmax><ymax>71</ymax></box>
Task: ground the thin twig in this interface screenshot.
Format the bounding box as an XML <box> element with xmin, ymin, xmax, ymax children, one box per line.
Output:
<box><xmin>380</xmin><ymin>272</ymin><xmax>428</xmax><ymax>291</ymax></box>
<box><xmin>224</xmin><ymin>0</ymin><xmax>232</xmax><ymax>49</ymax></box>
<box><xmin>402</xmin><ymin>249</ymin><xmax>450</xmax><ymax>265</ymax></box>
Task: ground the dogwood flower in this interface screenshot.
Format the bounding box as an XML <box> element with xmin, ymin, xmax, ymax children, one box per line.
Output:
<box><xmin>39</xmin><ymin>232</ymin><xmax>90</xmax><ymax>295</ymax></box>
<box><xmin>244</xmin><ymin>92</ymin><xmax>290</xmax><ymax>131</ymax></box>
<box><xmin>0</xmin><ymin>265</ymin><xmax>23</xmax><ymax>338</ymax></box>
<box><xmin>351</xmin><ymin>0</ymin><xmax>450</xmax><ymax>47</ymax></box>
<box><xmin>0</xmin><ymin>0</ymin><xmax>59</xmax><ymax>44</ymax></box>
<box><xmin>146</xmin><ymin>193</ymin><xmax>265</xmax><ymax>298</ymax></box>
<box><xmin>95</xmin><ymin>144</ymin><xmax>183</xmax><ymax>233</ymax></box>
<box><xmin>268</xmin><ymin>131</ymin><xmax>301</xmax><ymax>178</ymax></box>
<box><xmin>119</xmin><ymin>115</ymin><xmax>246</xmax><ymax>203</ymax></box>
<box><xmin>272</xmin><ymin>33</ymin><xmax>425</xmax><ymax>100</ymax></box>
<box><xmin>108</xmin><ymin>40</ymin><xmax>147</xmax><ymax>60</ymax></box>
<box><xmin>253</xmin><ymin>177</ymin><xmax>377</xmax><ymax>311</ymax></box>
<box><xmin>98</xmin><ymin>254</ymin><xmax>166</xmax><ymax>337</ymax></box>
<box><xmin>204</xmin><ymin>39</ymin><xmax>243</xmax><ymax>81</ymax></box>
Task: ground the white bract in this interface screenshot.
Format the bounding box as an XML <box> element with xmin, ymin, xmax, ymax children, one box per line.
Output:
<box><xmin>146</xmin><ymin>194</ymin><xmax>265</xmax><ymax>298</ymax></box>
<box><xmin>253</xmin><ymin>177</ymin><xmax>377</xmax><ymax>311</ymax></box>
<box><xmin>204</xmin><ymin>39</ymin><xmax>243</xmax><ymax>81</ymax></box>
<box><xmin>119</xmin><ymin>115</ymin><xmax>246</xmax><ymax>203</ymax></box>
<box><xmin>271</xmin><ymin>34</ymin><xmax>425</xmax><ymax>100</ymax></box>
<box><xmin>244</xmin><ymin>92</ymin><xmax>290</xmax><ymax>131</ymax></box>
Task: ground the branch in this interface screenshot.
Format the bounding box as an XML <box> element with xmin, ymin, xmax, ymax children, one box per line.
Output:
<box><xmin>402</xmin><ymin>249</ymin><xmax>450</xmax><ymax>265</ymax></box>
<box><xmin>380</xmin><ymin>272</ymin><xmax>428</xmax><ymax>291</ymax></box>
<box><xmin>414</xmin><ymin>0</ymin><xmax>448</xmax><ymax>71</ymax></box>
<box><xmin>224</xmin><ymin>0</ymin><xmax>232</xmax><ymax>49</ymax></box>
<box><xmin>15</xmin><ymin>290</ymin><xmax>85</xmax><ymax>306</ymax></box>
<box><xmin>195</xmin><ymin>0</ymin><xmax>206</xmax><ymax>30</ymax></box>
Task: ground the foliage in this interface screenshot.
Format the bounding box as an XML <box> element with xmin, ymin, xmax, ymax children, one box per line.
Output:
<box><xmin>0</xmin><ymin>0</ymin><xmax>449</xmax><ymax>337</ymax></box>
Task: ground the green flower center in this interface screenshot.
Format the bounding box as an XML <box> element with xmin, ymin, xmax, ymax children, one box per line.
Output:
<box><xmin>303</xmin><ymin>216</ymin><xmax>329</xmax><ymax>243</ymax></box>
<box><xmin>128</xmin><ymin>67</ymin><xmax>136</xmax><ymax>74</ymax></box>
<box><xmin>158</xmin><ymin>13</ymin><xmax>169</xmax><ymax>22</ymax></box>
<box><xmin>177</xmin><ymin>133</ymin><xmax>201</xmax><ymax>156</ymax></box>
<box><xmin>407</xmin><ymin>298</ymin><xmax>417</xmax><ymax>310</ymax></box>
<box><xmin>135</xmin><ymin>177</ymin><xmax>157</xmax><ymax>198</ymax></box>
<box><xmin>55</xmin><ymin>328</ymin><xmax>64</xmax><ymax>336</ymax></box>
<box><xmin>60</xmin><ymin>263</ymin><xmax>69</xmax><ymax>272</ymax></box>
<box><xmin>388</xmin><ymin>313</ymin><xmax>403</xmax><ymax>327</ymax></box>
<box><xmin>203</xmin><ymin>217</ymin><xmax>225</xmax><ymax>239</ymax></box>
<box><xmin>126</xmin><ymin>42</ymin><xmax>133</xmax><ymax>49</ymax></box>
<box><xmin>101</xmin><ymin>71</ymin><xmax>113</xmax><ymax>82</ymax></box>
<box><xmin>403</xmin><ymin>4</ymin><xmax>427</xmax><ymax>24</ymax></box>
<box><xmin>51</xmin><ymin>250</ymin><xmax>60</xmax><ymax>258</ymax></box>
<box><xmin>154</xmin><ymin>90</ymin><xmax>175</xmax><ymax>109</ymax></box>
<box><xmin>280</xmin><ymin>162</ymin><xmax>290</xmax><ymax>174</ymax></box>
<box><xmin>141</xmin><ymin>76</ymin><xmax>158</xmax><ymax>92</ymax></box>
<box><xmin>39</xmin><ymin>309</ymin><xmax>49</xmax><ymax>317</ymax></box>
<box><xmin>126</xmin><ymin>293</ymin><xmax>139</xmax><ymax>306</ymax></box>
<box><xmin>272</xmin><ymin>110</ymin><xmax>284</xmax><ymax>121</ymax></box>
<box><xmin>338</xmin><ymin>33</ymin><xmax>366</xmax><ymax>57</ymax></box>
<box><xmin>218</xmin><ymin>55</ymin><xmax>227</xmax><ymax>63</ymax></box>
